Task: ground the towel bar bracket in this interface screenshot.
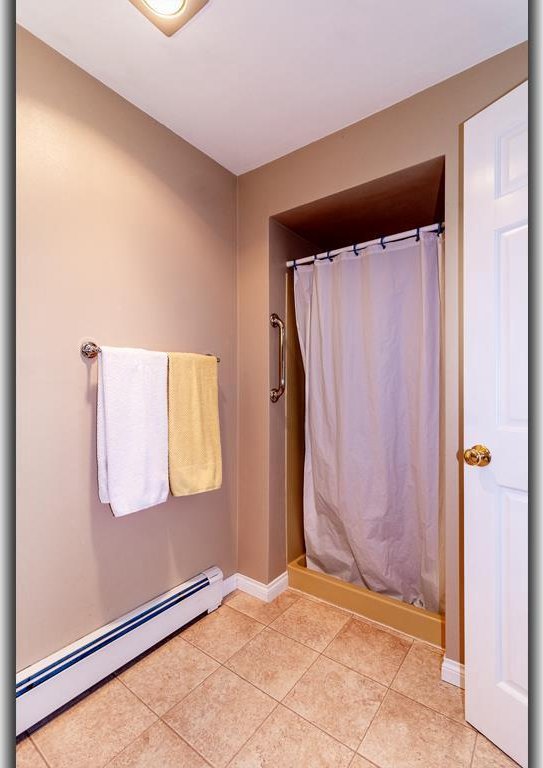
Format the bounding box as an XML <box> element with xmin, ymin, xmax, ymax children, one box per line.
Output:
<box><xmin>81</xmin><ymin>341</ymin><xmax>101</xmax><ymax>359</ymax></box>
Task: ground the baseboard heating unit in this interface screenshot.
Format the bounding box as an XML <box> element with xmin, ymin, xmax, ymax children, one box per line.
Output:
<box><xmin>16</xmin><ymin>566</ymin><xmax>223</xmax><ymax>735</ymax></box>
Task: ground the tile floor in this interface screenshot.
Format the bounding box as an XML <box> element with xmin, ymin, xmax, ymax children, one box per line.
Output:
<box><xmin>17</xmin><ymin>589</ymin><xmax>520</xmax><ymax>768</ymax></box>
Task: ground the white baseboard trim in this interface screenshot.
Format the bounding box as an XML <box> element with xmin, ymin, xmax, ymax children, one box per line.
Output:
<box><xmin>222</xmin><ymin>571</ymin><xmax>288</xmax><ymax>603</ymax></box>
<box><xmin>222</xmin><ymin>574</ymin><xmax>238</xmax><ymax>598</ymax></box>
<box><xmin>441</xmin><ymin>657</ymin><xmax>465</xmax><ymax>689</ymax></box>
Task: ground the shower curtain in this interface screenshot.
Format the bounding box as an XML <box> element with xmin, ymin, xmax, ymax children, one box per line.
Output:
<box><xmin>294</xmin><ymin>232</ymin><xmax>441</xmax><ymax>612</ymax></box>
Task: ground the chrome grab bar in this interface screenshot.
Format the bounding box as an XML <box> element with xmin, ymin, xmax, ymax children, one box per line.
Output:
<box><xmin>270</xmin><ymin>313</ymin><xmax>285</xmax><ymax>402</ymax></box>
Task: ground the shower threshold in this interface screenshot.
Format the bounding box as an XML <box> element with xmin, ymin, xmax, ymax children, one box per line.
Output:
<box><xmin>287</xmin><ymin>554</ymin><xmax>444</xmax><ymax>647</ymax></box>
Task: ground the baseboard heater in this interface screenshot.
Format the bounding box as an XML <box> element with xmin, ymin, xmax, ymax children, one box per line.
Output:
<box><xmin>16</xmin><ymin>566</ymin><xmax>223</xmax><ymax>735</ymax></box>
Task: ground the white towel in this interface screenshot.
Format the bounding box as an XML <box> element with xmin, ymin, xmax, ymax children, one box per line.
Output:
<box><xmin>97</xmin><ymin>346</ymin><xmax>169</xmax><ymax>517</ymax></box>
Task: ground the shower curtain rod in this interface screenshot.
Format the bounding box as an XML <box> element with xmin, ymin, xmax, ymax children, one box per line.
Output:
<box><xmin>285</xmin><ymin>222</ymin><xmax>444</xmax><ymax>268</ymax></box>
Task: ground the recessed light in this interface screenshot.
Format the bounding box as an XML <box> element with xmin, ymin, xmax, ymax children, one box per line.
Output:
<box><xmin>128</xmin><ymin>0</ymin><xmax>209</xmax><ymax>36</ymax></box>
<box><xmin>143</xmin><ymin>0</ymin><xmax>186</xmax><ymax>15</ymax></box>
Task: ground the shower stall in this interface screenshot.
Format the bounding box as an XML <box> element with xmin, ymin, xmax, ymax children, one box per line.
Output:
<box><xmin>272</xmin><ymin>158</ymin><xmax>446</xmax><ymax>646</ymax></box>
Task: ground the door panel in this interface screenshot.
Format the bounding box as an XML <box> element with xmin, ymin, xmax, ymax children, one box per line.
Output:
<box><xmin>463</xmin><ymin>81</ymin><xmax>528</xmax><ymax>767</ymax></box>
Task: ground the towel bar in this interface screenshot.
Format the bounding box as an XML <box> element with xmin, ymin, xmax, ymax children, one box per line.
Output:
<box><xmin>80</xmin><ymin>341</ymin><xmax>220</xmax><ymax>363</ymax></box>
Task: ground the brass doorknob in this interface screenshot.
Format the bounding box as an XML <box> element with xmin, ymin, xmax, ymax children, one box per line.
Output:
<box><xmin>463</xmin><ymin>444</ymin><xmax>491</xmax><ymax>467</ymax></box>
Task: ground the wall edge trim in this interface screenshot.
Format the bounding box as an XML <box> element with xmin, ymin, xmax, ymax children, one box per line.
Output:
<box><xmin>225</xmin><ymin>571</ymin><xmax>288</xmax><ymax>603</ymax></box>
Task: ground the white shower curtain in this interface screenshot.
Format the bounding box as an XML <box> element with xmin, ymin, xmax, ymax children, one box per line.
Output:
<box><xmin>294</xmin><ymin>232</ymin><xmax>441</xmax><ymax>612</ymax></box>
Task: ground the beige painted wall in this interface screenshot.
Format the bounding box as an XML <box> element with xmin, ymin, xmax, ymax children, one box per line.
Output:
<box><xmin>16</xmin><ymin>27</ymin><xmax>238</xmax><ymax>670</ymax></box>
<box><xmin>237</xmin><ymin>42</ymin><xmax>528</xmax><ymax>663</ymax></box>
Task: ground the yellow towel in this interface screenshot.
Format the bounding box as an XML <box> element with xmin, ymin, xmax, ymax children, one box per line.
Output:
<box><xmin>168</xmin><ymin>353</ymin><xmax>222</xmax><ymax>496</ymax></box>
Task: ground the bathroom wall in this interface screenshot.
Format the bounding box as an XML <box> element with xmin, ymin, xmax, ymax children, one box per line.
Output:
<box><xmin>268</xmin><ymin>222</ymin><xmax>319</xmax><ymax>580</ymax></box>
<box><xmin>16</xmin><ymin>27</ymin><xmax>238</xmax><ymax>670</ymax></box>
<box><xmin>237</xmin><ymin>42</ymin><xmax>528</xmax><ymax>663</ymax></box>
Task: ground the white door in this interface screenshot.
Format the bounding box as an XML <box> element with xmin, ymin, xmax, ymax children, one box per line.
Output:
<box><xmin>463</xmin><ymin>81</ymin><xmax>528</xmax><ymax>767</ymax></box>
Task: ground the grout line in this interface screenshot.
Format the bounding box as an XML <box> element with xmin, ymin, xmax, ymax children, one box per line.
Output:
<box><xmin>347</xmin><ymin>750</ymin><xmax>381</xmax><ymax>768</ymax></box>
<box><xmin>159</xmin><ymin>715</ymin><xmax>216</xmax><ymax>768</ymax></box>
<box><xmin>160</xmin><ymin>718</ymin><xmax>215</xmax><ymax>767</ymax></box>
<box><xmin>115</xmin><ymin>674</ymin><xmax>162</xmax><ymax>717</ymax></box>
<box><xmin>469</xmin><ymin>732</ymin><xmax>478</xmax><ymax>768</ymax></box>
<box><xmin>116</xmin><ymin>659</ymin><xmax>218</xmax><ymax>721</ymax></box>
<box><xmin>276</xmin><ymin>697</ymin><xmax>356</xmax><ymax>756</ymax></box>
<box><xmin>320</xmin><ymin>650</ymin><xmax>392</xmax><ymax>689</ymax></box>
<box><xmin>387</xmin><ymin>643</ymin><xmax>411</xmax><ymax>691</ymax></box>
<box><xmin>278</xmin><ymin>646</ymin><xmax>322</xmax><ymax>703</ymax></box>
<box><xmin>223</xmin><ymin>606</ymin><xmax>276</xmax><ymax>626</ymax></box>
<box><xmin>388</xmin><ymin>685</ymin><xmax>470</xmax><ymax>728</ymax></box>
<box><xmin>220</xmin><ymin>602</ymin><xmax>268</xmax><ymax>627</ymax></box>
<box><xmin>225</xmin><ymin>626</ymin><xmax>319</xmax><ymax>686</ymax></box>
<box><xmin>268</xmin><ymin>603</ymin><xmax>350</xmax><ymax>654</ymax></box>
<box><xmin>356</xmin><ymin>684</ymin><xmax>390</xmax><ymax>760</ymax></box>
<box><xmin>385</xmin><ymin>688</ymin><xmax>476</xmax><ymax>734</ymax></box>
<box><xmin>180</xmin><ymin>618</ymin><xmax>267</xmax><ymax>665</ymax></box>
<box><xmin>102</xmin><ymin>721</ymin><xmax>160</xmax><ymax>768</ymax></box>
<box><xmin>344</xmin><ymin>627</ymin><xmax>411</xmax><ymax>760</ymax></box>
<box><xmin>27</xmin><ymin>735</ymin><xmax>53</xmax><ymax>768</ymax></box>
<box><xmin>223</xmin><ymin>702</ymin><xmax>281</xmax><ymax>767</ymax></box>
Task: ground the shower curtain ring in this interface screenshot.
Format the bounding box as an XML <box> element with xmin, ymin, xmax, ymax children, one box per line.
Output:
<box><xmin>327</xmin><ymin>251</ymin><xmax>333</xmax><ymax>262</ymax></box>
<box><xmin>437</xmin><ymin>222</ymin><xmax>444</xmax><ymax>236</ymax></box>
<box><xmin>293</xmin><ymin>259</ymin><xmax>298</xmax><ymax>270</ymax></box>
<box><xmin>353</xmin><ymin>243</ymin><xmax>360</xmax><ymax>255</ymax></box>
<box><xmin>380</xmin><ymin>236</ymin><xmax>386</xmax><ymax>249</ymax></box>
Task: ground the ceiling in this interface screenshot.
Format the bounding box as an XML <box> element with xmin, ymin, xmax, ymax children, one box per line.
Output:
<box><xmin>16</xmin><ymin>0</ymin><xmax>527</xmax><ymax>175</ymax></box>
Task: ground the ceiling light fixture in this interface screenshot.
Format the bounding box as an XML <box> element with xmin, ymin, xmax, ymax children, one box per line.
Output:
<box><xmin>143</xmin><ymin>0</ymin><xmax>186</xmax><ymax>14</ymax></box>
<box><xmin>128</xmin><ymin>0</ymin><xmax>209</xmax><ymax>36</ymax></box>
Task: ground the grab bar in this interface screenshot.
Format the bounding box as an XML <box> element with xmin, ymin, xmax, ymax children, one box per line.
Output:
<box><xmin>270</xmin><ymin>313</ymin><xmax>285</xmax><ymax>402</ymax></box>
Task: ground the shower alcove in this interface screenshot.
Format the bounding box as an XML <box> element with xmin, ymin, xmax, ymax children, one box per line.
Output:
<box><xmin>270</xmin><ymin>157</ymin><xmax>446</xmax><ymax>647</ymax></box>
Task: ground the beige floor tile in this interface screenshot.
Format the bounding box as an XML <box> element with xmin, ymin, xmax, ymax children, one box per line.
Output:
<box><xmin>30</xmin><ymin>679</ymin><xmax>156</xmax><ymax>768</ymax></box>
<box><xmin>181</xmin><ymin>605</ymin><xmax>264</xmax><ymax>662</ymax></box>
<box><xmin>118</xmin><ymin>635</ymin><xmax>218</xmax><ymax>715</ymax></box>
<box><xmin>283</xmin><ymin>655</ymin><xmax>386</xmax><ymax>750</ymax></box>
<box><xmin>359</xmin><ymin>690</ymin><xmax>476</xmax><ymax>768</ymax></box>
<box><xmin>270</xmin><ymin>597</ymin><xmax>349</xmax><ymax>652</ymax></box>
<box><xmin>16</xmin><ymin>738</ymin><xmax>47</xmax><ymax>768</ymax></box>
<box><xmin>108</xmin><ymin>721</ymin><xmax>207</xmax><ymax>767</ymax></box>
<box><xmin>226</xmin><ymin>627</ymin><xmax>318</xmax><ymax>700</ymax></box>
<box><xmin>391</xmin><ymin>642</ymin><xmax>465</xmax><ymax>722</ymax></box>
<box><xmin>472</xmin><ymin>734</ymin><xmax>521</xmax><ymax>768</ymax></box>
<box><xmin>229</xmin><ymin>704</ymin><xmax>353</xmax><ymax>768</ymax></box>
<box><xmin>324</xmin><ymin>617</ymin><xmax>411</xmax><ymax>685</ymax></box>
<box><xmin>224</xmin><ymin>590</ymin><xmax>299</xmax><ymax>625</ymax></box>
<box><xmin>163</xmin><ymin>666</ymin><xmax>275</xmax><ymax>768</ymax></box>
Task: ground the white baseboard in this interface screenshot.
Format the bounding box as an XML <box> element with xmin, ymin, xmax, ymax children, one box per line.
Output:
<box><xmin>222</xmin><ymin>573</ymin><xmax>238</xmax><ymax>598</ymax></box>
<box><xmin>441</xmin><ymin>657</ymin><xmax>465</xmax><ymax>689</ymax></box>
<box><xmin>222</xmin><ymin>571</ymin><xmax>288</xmax><ymax>603</ymax></box>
